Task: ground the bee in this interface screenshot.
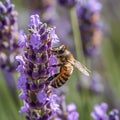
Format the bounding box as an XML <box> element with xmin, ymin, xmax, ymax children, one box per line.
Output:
<box><xmin>48</xmin><ymin>45</ymin><xmax>90</xmax><ymax>88</ymax></box>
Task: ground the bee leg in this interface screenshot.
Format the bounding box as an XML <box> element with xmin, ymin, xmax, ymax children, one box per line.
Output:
<box><xmin>47</xmin><ymin>73</ymin><xmax>59</xmax><ymax>81</ymax></box>
<box><xmin>50</xmin><ymin>64</ymin><xmax>63</xmax><ymax>68</ymax></box>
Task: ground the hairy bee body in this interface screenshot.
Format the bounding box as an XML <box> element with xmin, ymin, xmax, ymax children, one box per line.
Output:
<box><xmin>51</xmin><ymin>62</ymin><xmax>73</xmax><ymax>88</ymax></box>
<box><xmin>48</xmin><ymin>45</ymin><xmax>90</xmax><ymax>88</ymax></box>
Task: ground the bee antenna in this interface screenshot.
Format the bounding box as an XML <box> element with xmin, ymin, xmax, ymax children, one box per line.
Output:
<box><xmin>61</xmin><ymin>44</ymin><xmax>67</xmax><ymax>49</ymax></box>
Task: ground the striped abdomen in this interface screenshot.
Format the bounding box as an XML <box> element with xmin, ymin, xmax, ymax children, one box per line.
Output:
<box><xmin>51</xmin><ymin>63</ymin><xmax>73</xmax><ymax>88</ymax></box>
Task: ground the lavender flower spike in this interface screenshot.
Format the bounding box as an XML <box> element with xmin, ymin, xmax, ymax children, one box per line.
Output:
<box><xmin>91</xmin><ymin>102</ymin><xmax>119</xmax><ymax>120</ymax></box>
<box><xmin>76</xmin><ymin>0</ymin><xmax>103</xmax><ymax>57</ymax></box>
<box><xmin>0</xmin><ymin>0</ymin><xmax>19</xmax><ymax>72</ymax></box>
<box><xmin>0</xmin><ymin>0</ymin><xmax>20</xmax><ymax>105</ymax></box>
<box><xmin>54</xmin><ymin>88</ymin><xmax>79</xmax><ymax>120</ymax></box>
<box><xmin>16</xmin><ymin>14</ymin><xmax>60</xmax><ymax>119</ymax></box>
<box><xmin>24</xmin><ymin>0</ymin><xmax>56</xmax><ymax>25</ymax></box>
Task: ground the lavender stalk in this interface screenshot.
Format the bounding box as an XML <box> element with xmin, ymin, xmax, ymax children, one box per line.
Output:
<box><xmin>76</xmin><ymin>0</ymin><xmax>102</xmax><ymax>58</ymax></box>
<box><xmin>16</xmin><ymin>14</ymin><xmax>62</xmax><ymax>119</ymax></box>
<box><xmin>0</xmin><ymin>0</ymin><xmax>19</xmax><ymax>72</ymax></box>
<box><xmin>69</xmin><ymin>7</ymin><xmax>84</xmax><ymax>62</ymax></box>
<box><xmin>0</xmin><ymin>0</ymin><xmax>20</xmax><ymax>104</ymax></box>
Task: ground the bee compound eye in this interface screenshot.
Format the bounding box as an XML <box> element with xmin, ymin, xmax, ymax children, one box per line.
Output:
<box><xmin>59</xmin><ymin>49</ymin><xmax>65</xmax><ymax>54</ymax></box>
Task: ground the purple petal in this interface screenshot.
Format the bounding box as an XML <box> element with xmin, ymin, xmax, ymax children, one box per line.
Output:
<box><xmin>87</xmin><ymin>0</ymin><xmax>102</xmax><ymax>13</ymax></box>
<box><xmin>67</xmin><ymin>103</ymin><xmax>77</xmax><ymax>112</ymax></box>
<box><xmin>19</xmin><ymin>90</ymin><xmax>27</xmax><ymax>100</ymax></box>
<box><xmin>17</xmin><ymin>74</ymin><xmax>26</xmax><ymax>90</ymax></box>
<box><xmin>18</xmin><ymin>30</ymin><xmax>26</xmax><ymax>47</ymax></box>
<box><xmin>91</xmin><ymin>103</ymin><xmax>109</xmax><ymax>120</ymax></box>
<box><xmin>19</xmin><ymin>101</ymin><xmax>29</xmax><ymax>114</ymax></box>
<box><xmin>29</xmin><ymin>14</ymin><xmax>42</xmax><ymax>27</ymax></box>
<box><xmin>30</xmin><ymin>33</ymin><xmax>41</xmax><ymax>50</ymax></box>
<box><xmin>49</xmin><ymin>27</ymin><xmax>59</xmax><ymax>46</ymax></box>
<box><xmin>16</xmin><ymin>55</ymin><xmax>24</xmax><ymax>72</ymax></box>
<box><xmin>37</xmin><ymin>90</ymin><xmax>47</xmax><ymax>104</ymax></box>
<box><xmin>49</xmin><ymin>94</ymin><xmax>59</xmax><ymax>112</ymax></box>
<box><xmin>67</xmin><ymin>111</ymin><xmax>79</xmax><ymax>120</ymax></box>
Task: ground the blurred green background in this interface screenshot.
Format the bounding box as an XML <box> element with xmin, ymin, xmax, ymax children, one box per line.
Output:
<box><xmin>0</xmin><ymin>0</ymin><xmax>120</xmax><ymax>120</ymax></box>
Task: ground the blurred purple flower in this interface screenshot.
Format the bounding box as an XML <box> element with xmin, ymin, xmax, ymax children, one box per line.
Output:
<box><xmin>67</xmin><ymin>103</ymin><xmax>79</xmax><ymax>120</ymax></box>
<box><xmin>91</xmin><ymin>103</ymin><xmax>108</xmax><ymax>120</ymax></box>
<box><xmin>55</xmin><ymin>118</ymin><xmax>62</xmax><ymax>120</ymax></box>
<box><xmin>91</xmin><ymin>103</ymin><xmax>119</xmax><ymax>120</ymax></box>
<box><xmin>67</xmin><ymin>103</ymin><xmax>77</xmax><ymax>111</ymax></box>
<box><xmin>87</xmin><ymin>0</ymin><xmax>102</xmax><ymax>13</ymax></box>
<box><xmin>0</xmin><ymin>0</ymin><xmax>21</xmax><ymax>105</ymax></box>
<box><xmin>89</xmin><ymin>72</ymin><xmax>104</xmax><ymax>94</ymax></box>
<box><xmin>77</xmin><ymin>71</ymin><xmax>104</xmax><ymax>96</ymax></box>
<box><xmin>54</xmin><ymin>89</ymin><xmax>79</xmax><ymax>120</ymax></box>
<box><xmin>18</xmin><ymin>30</ymin><xmax>26</xmax><ymax>48</ymax></box>
<box><xmin>57</xmin><ymin>0</ymin><xmax>77</xmax><ymax>8</ymax></box>
<box><xmin>49</xmin><ymin>94</ymin><xmax>60</xmax><ymax>112</ymax></box>
<box><xmin>109</xmin><ymin>109</ymin><xmax>119</xmax><ymax>120</ymax></box>
<box><xmin>76</xmin><ymin>0</ymin><xmax>103</xmax><ymax>57</ymax></box>
<box><xmin>0</xmin><ymin>0</ymin><xmax>20</xmax><ymax>72</ymax></box>
<box><xmin>24</xmin><ymin>0</ymin><xmax>56</xmax><ymax>25</ymax></box>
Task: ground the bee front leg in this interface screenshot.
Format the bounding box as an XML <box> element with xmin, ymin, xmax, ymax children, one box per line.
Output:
<box><xmin>50</xmin><ymin>64</ymin><xmax>63</xmax><ymax>68</ymax></box>
<box><xmin>47</xmin><ymin>73</ymin><xmax>59</xmax><ymax>81</ymax></box>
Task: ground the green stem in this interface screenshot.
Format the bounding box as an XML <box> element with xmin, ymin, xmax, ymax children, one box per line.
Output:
<box><xmin>69</xmin><ymin>7</ymin><xmax>84</xmax><ymax>62</ymax></box>
<box><xmin>69</xmin><ymin>8</ymin><xmax>91</xmax><ymax>120</ymax></box>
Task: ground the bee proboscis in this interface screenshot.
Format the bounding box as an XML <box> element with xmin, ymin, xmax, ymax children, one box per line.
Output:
<box><xmin>48</xmin><ymin>45</ymin><xmax>90</xmax><ymax>88</ymax></box>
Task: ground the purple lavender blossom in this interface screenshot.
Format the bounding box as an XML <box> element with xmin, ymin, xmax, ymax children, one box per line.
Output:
<box><xmin>30</xmin><ymin>33</ymin><xmax>41</xmax><ymax>49</ymax></box>
<box><xmin>57</xmin><ymin>0</ymin><xmax>77</xmax><ymax>8</ymax></box>
<box><xmin>17</xmin><ymin>74</ymin><xmax>27</xmax><ymax>90</ymax></box>
<box><xmin>37</xmin><ymin>90</ymin><xmax>47</xmax><ymax>104</ymax></box>
<box><xmin>0</xmin><ymin>0</ymin><xmax>21</xmax><ymax>105</ymax></box>
<box><xmin>49</xmin><ymin>94</ymin><xmax>60</xmax><ymax>112</ymax></box>
<box><xmin>24</xmin><ymin>0</ymin><xmax>56</xmax><ymax>25</ymax></box>
<box><xmin>0</xmin><ymin>0</ymin><xmax>19</xmax><ymax>72</ymax></box>
<box><xmin>109</xmin><ymin>109</ymin><xmax>119</xmax><ymax>120</ymax></box>
<box><xmin>91</xmin><ymin>103</ymin><xmax>119</xmax><ymax>120</ymax></box>
<box><xmin>19</xmin><ymin>100</ymin><xmax>29</xmax><ymax>114</ymax></box>
<box><xmin>77</xmin><ymin>72</ymin><xmax>104</xmax><ymax>95</ymax></box>
<box><xmin>16</xmin><ymin>14</ymin><xmax>60</xmax><ymax>119</ymax></box>
<box><xmin>54</xmin><ymin>88</ymin><xmax>79</xmax><ymax>120</ymax></box>
<box><xmin>76</xmin><ymin>0</ymin><xmax>103</xmax><ymax>57</ymax></box>
<box><xmin>89</xmin><ymin>72</ymin><xmax>104</xmax><ymax>94</ymax></box>
<box><xmin>91</xmin><ymin>103</ymin><xmax>108</xmax><ymax>120</ymax></box>
<box><xmin>42</xmin><ymin>4</ymin><xmax>57</xmax><ymax>25</ymax></box>
<box><xmin>67</xmin><ymin>103</ymin><xmax>79</xmax><ymax>120</ymax></box>
<box><xmin>16</xmin><ymin>55</ymin><xmax>25</xmax><ymax>72</ymax></box>
<box><xmin>49</xmin><ymin>27</ymin><xmax>60</xmax><ymax>47</ymax></box>
<box><xmin>18</xmin><ymin>30</ymin><xmax>27</xmax><ymax>48</ymax></box>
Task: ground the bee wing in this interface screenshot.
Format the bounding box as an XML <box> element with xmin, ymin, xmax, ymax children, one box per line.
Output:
<box><xmin>68</xmin><ymin>59</ymin><xmax>90</xmax><ymax>76</ymax></box>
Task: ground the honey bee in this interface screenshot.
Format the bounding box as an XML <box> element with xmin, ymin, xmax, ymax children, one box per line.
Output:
<box><xmin>48</xmin><ymin>45</ymin><xmax>90</xmax><ymax>88</ymax></box>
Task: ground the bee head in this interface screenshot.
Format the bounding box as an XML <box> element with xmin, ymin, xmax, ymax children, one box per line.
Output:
<box><xmin>51</xmin><ymin>45</ymin><xmax>67</xmax><ymax>55</ymax></box>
